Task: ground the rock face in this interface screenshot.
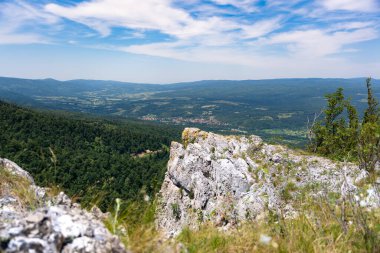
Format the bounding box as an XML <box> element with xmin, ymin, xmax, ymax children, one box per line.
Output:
<box><xmin>0</xmin><ymin>158</ymin><xmax>127</xmax><ymax>253</ymax></box>
<box><xmin>156</xmin><ymin>128</ymin><xmax>379</xmax><ymax>237</ymax></box>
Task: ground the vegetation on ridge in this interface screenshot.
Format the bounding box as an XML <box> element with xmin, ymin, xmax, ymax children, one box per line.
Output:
<box><xmin>173</xmin><ymin>196</ymin><xmax>380</xmax><ymax>253</ymax></box>
<box><xmin>309</xmin><ymin>78</ymin><xmax>380</xmax><ymax>174</ymax></box>
<box><xmin>0</xmin><ymin>166</ymin><xmax>38</xmax><ymax>209</ymax></box>
<box><xmin>0</xmin><ymin>101</ymin><xmax>181</xmax><ymax>210</ymax></box>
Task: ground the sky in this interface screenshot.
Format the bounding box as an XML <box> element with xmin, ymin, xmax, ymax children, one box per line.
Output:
<box><xmin>0</xmin><ymin>0</ymin><xmax>379</xmax><ymax>83</ymax></box>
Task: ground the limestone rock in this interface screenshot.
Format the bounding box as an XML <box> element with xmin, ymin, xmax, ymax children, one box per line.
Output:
<box><xmin>1</xmin><ymin>205</ymin><xmax>126</xmax><ymax>253</ymax></box>
<box><xmin>0</xmin><ymin>158</ymin><xmax>35</xmax><ymax>184</ymax></box>
<box><xmin>0</xmin><ymin>158</ymin><xmax>128</xmax><ymax>253</ymax></box>
<box><xmin>156</xmin><ymin>128</ymin><xmax>379</xmax><ymax>237</ymax></box>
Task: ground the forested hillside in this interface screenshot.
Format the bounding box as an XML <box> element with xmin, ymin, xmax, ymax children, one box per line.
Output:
<box><xmin>1</xmin><ymin>77</ymin><xmax>379</xmax><ymax>145</ymax></box>
<box><xmin>0</xmin><ymin>101</ymin><xmax>181</xmax><ymax>209</ymax></box>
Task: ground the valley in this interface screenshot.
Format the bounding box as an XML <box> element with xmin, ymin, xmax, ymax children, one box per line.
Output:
<box><xmin>1</xmin><ymin>77</ymin><xmax>379</xmax><ymax>146</ymax></box>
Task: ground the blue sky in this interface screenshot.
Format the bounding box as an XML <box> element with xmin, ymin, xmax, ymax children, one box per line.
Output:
<box><xmin>0</xmin><ymin>0</ymin><xmax>379</xmax><ymax>83</ymax></box>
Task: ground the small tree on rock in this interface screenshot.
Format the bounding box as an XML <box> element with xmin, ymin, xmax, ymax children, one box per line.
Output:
<box><xmin>359</xmin><ymin>77</ymin><xmax>380</xmax><ymax>173</ymax></box>
<box><xmin>310</xmin><ymin>77</ymin><xmax>380</xmax><ymax>174</ymax></box>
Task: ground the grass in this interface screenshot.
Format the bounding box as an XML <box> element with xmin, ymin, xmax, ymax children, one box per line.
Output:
<box><xmin>103</xmin><ymin>198</ymin><xmax>170</xmax><ymax>252</ymax></box>
<box><xmin>173</xmin><ymin>196</ymin><xmax>380</xmax><ymax>253</ymax></box>
<box><xmin>2</xmin><ymin>157</ymin><xmax>372</xmax><ymax>253</ymax></box>
<box><xmin>2</xmin><ymin>166</ymin><xmax>378</xmax><ymax>253</ymax></box>
<box><xmin>106</xmin><ymin>188</ymin><xmax>380</xmax><ymax>253</ymax></box>
<box><xmin>0</xmin><ymin>166</ymin><xmax>39</xmax><ymax>209</ymax></box>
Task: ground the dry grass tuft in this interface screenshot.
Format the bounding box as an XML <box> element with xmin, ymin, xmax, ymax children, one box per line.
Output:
<box><xmin>107</xmin><ymin>193</ymin><xmax>380</xmax><ymax>253</ymax></box>
<box><xmin>0</xmin><ymin>166</ymin><xmax>38</xmax><ymax>209</ymax></box>
<box><xmin>174</xmin><ymin>196</ymin><xmax>380</xmax><ymax>253</ymax></box>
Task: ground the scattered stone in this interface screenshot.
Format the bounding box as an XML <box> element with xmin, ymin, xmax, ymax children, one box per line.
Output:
<box><xmin>0</xmin><ymin>158</ymin><xmax>128</xmax><ymax>253</ymax></box>
<box><xmin>259</xmin><ymin>234</ymin><xmax>272</xmax><ymax>245</ymax></box>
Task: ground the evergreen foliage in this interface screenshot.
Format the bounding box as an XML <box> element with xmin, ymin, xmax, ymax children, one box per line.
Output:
<box><xmin>310</xmin><ymin>78</ymin><xmax>380</xmax><ymax>172</ymax></box>
<box><xmin>309</xmin><ymin>88</ymin><xmax>359</xmax><ymax>160</ymax></box>
<box><xmin>363</xmin><ymin>78</ymin><xmax>379</xmax><ymax>124</ymax></box>
<box><xmin>0</xmin><ymin>101</ymin><xmax>181</xmax><ymax>210</ymax></box>
<box><xmin>359</xmin><ymin>78</ymin><xmax>380</xmax><ymax>172</ymax></box>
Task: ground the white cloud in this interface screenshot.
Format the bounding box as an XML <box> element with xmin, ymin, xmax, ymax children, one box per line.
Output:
<box><xmin>119</xmin><ymin>38</ymin><xmax>379</xmax><ymax>81</ymax></box>
<box><xmin>42</xmin><ymin>0</ymin><xmax>378</xmax><ymax>73</ymax></box>
<box><xmin>121</xmin><ymin>23</ymin><xmax>378</xmax><ymax>70</ymax></box>
<box><xmin>0</xmin><ymin>33</ymin><xmax>47</xmax><ymax>45</ymax></box>
<box><xmin>0</xmin><ymin>1</ymin><xmax>59</xmax><ymax>27</ymax></box>
<box><xmin>45</xmin><ymin>0</ymin><xmax>193</xmax><ymax>37</ymax></box>
<box><xmin>0</xmin><ymin>1</ymin><xmax>58</xmax><ymax>44</ymax></box>
<box><xmin>320</xmin><ymin>0</ymin><xmax>379</xmax><ymax>12</ymax></box>
<box><xmin>266</xmin><ymin>27</ymin><xmax>378</xmax><ymax>57</ymax></box>
<box><xmin>122</xmin><ymin>41</ymin><xmax>257</xmax><ymax>66</ymax></box>
<box><xmin>241</xmin><ymin>18</ymin><xmax>282</xmax><ymax>39</ymax></box>
<box><xmin>331</xmin><ymin>21</ymin><xmax>375</xmax><ymax>31</ymax></box>
<box><xmin>0</xmin><ymin>0</ymin><xmax>379</xmax><ymax>81</ymax></box>
<box><xmin>45</xmin><ymin>0</ymin><xmax>269</xmax><ymax>42</ymax></box>
<box><xmin>211</xmin><ymin>0</ymin><xmax>258</xmax><ymax>12</ymax></box>
<box><xmin>44</xmin><ymin>0</ymin><xmax>281</xmax><ymax>44</ymax></box>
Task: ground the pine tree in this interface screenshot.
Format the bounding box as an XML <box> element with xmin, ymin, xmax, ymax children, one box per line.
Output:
<box><xmin>309</xmin><ymin>88</ymin><xmax>358</xmax><ymax>159</ymax></box>
<box><xmin>310</xmin><ymin>77</ymin><xmax>380</xmax><ymax>173</ymax></box>
<box><xmin>359</xmin><ymin>77</ymin><xmax>380</xmax><ymax>173</ymax></box>
<box><xmin>363</xmin><ymin>77</ymin><xmax>378</xmax><ymax>124</ymax></box>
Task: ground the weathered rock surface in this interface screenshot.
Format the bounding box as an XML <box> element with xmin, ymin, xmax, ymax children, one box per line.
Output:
<box><xmin>0</xmin><ymin>158</ymin><xmax>127</xmax><ymax>253</ymax></box>
<box><xmin>156</xmin><ymin>128</ymin><xmax>380</xmax><ymax>237</ymax></box>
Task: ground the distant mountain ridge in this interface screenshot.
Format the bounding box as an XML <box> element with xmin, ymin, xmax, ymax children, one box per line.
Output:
<box><xmin>1</xmin><ymin>76</ymin><xmax>379</xmax><ymax>145</ymax></box>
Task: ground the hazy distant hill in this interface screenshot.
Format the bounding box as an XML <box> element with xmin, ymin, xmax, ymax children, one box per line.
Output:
<box><xmin>1</xmin><ymin>77</ymin><xmax>378</xmax><ymax>145</ymax></box>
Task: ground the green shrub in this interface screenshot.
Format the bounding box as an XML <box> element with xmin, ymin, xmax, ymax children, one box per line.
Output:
<box><xmin>310</xmin><ymin>77</ymin><xmax>380</xmax><ymax>174</ymax></box>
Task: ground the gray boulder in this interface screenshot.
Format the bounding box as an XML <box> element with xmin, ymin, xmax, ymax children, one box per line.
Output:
<box><xmin>156</xmin><ymin>128</ymin><xmax>379</xmax><ymax>237</ymax></box>
<box><xmin>0</xmin><ymin>158</ymin><xmax>127</xmax><ymax>253</ymax></box>
<box><xmin>0</xmin><ymin>205</ymin><xmax>126</xmax><ymax>253</ymax></box>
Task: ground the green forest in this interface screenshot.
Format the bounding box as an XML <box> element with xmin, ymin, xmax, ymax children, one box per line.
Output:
<box><xmin>0</xmin><ymin>101</ymin><xmax>181</xmax><ymax>209</ymax></box>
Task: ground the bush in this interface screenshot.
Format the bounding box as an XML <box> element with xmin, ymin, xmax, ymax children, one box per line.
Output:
<box><xmin>310</xmin><ymin>78</ymin><xmax>380</xmax><ymax>174</ymax></box>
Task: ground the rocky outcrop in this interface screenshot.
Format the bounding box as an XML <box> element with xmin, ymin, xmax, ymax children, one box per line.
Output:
<box><xmin>156</xmin><ymin>128</ymin><xmax>380</xmax><ymax>237</ymax></box>
<box><xmin>0</xmin><ymin>158</ymin><xmax>127</xmax><ymax>253</ymax></box>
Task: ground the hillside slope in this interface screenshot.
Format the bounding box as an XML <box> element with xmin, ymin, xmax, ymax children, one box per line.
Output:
<box><xmin>0</xmin><ymin>101</ymin><xmax>181</xmax><ymax>209</ymax></box>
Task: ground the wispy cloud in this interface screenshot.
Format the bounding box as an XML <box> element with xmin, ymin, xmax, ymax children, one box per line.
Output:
<box><xmin>330</xmin><ymin>21</ymin><xmax>375</xmax><ymax>31</ymax></box>
<box><xmin>266</xmin><ymin>27</ymin><xmax>378</xmax><ymax>57</ymax></box>
<box><xmin>0</xmin><ymin>1</ymin><xmax>59</xmax><ymax>44</ymax></box>
<box><xmin>211</xmin><ymin>0</ymin><xmax>259</xmax><ymax>12</ymax></box>
<box><xmin>44</xmin><ymin>0</ymin><xmax>281</xmax><ymax>42</ymax></box>
<box><xmin>0</xmin><ymin>0</ymin><xmax>379</xmax><ymax>80</ymax></box>
<box><xmin>320</xmin><ymin>0</ymin><xmax>379</xmax><ymax>12</ymax></box>
<box><xmin>45</xmin><ymin>0</ymin><xmax>193</xmax><ymax>37</ymax></box>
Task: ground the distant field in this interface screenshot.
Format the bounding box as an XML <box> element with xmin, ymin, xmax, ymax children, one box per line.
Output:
<box><xmin>1</xmin><ymin>77</ymin><xmax>378</xmax><ymax>146</ymax></box>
